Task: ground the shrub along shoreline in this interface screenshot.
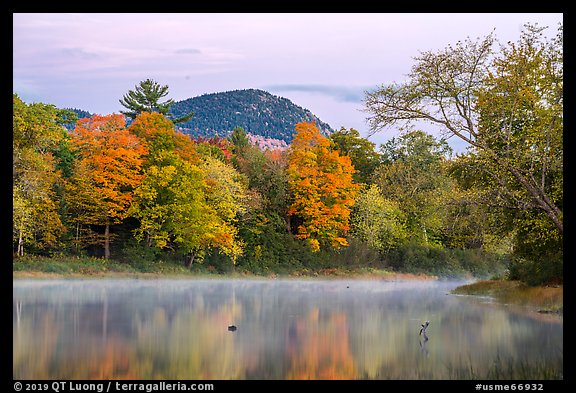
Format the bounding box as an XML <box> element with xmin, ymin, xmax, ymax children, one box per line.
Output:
<box><xmin>13</xmin><ymin>240</ymin><xmax>510</xmax><ymax>280</ymax></box>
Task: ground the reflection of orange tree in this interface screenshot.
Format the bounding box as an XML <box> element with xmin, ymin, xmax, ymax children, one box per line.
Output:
<box><xmin>51</xmin><ymin>335</ymin><xmax>139</xmax><ymax>379</ymax></box>
<box><xmin>285</xmin><ymin>308</ymin><xmax>356</xmax><ymax>379</ymax></box>
<box><xmin>88</xmin><ymin>337</ymin><xmax>138</xmax><ymax>379</ymax></box>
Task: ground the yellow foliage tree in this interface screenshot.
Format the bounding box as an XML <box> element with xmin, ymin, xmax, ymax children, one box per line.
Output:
<box><xmin>13</xmin><ymin>95</ymin><xmax>67</xmax><ymax>256</ymax></box>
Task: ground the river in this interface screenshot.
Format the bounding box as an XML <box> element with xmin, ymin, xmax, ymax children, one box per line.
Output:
<box><xmin>13</xmin><ymin>278</ymin><xmax>563</xmax><ymax>379</ymax></box>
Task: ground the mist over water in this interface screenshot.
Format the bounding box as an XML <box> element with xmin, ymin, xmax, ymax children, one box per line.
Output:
<box><xmin>13</xmin><ymin>278</ymin><xmax>562</xmax><ymax>379</ymax></box>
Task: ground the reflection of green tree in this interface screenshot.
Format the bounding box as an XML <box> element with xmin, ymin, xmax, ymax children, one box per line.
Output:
<box><xmin>13</xmin><ymin>312</ymin><xmax>60</xmax><ymax>379</ymax></box>
<box><xmin>348</xmin><ymin>299</ymin><xmax>561</xmax><ymax>379</ymax></box>
<box><xmin>133</xmin><ymin>301</ymin><xmax>244</xmax><ymax>379</ymax></box>
<box><xmin>13</xmin><ymin>299</ymin><xmax>141</xmax><ymax>379</ymax></box>
<box><xmin>339</xmin><ymin>283</ymin><xmax>559</xmax><ymax>379</ymax></box>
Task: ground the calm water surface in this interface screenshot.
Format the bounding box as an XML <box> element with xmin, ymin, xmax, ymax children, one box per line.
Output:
<box><xmin>13</xmin><ymin>278</ymin><xmax>562</xmax><ymax>379</ymax></box>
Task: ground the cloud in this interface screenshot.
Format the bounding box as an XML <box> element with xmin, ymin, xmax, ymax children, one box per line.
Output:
<box><xmin>265</xmin><ymin>84</ymin><xmax>370</xmax><ymax>103</ymax></box>
<box><xmin>60</xmin><ymin>47</ymin><xmax>100</xmax><ymax>59</ymax></box>
<box><xmin>174</xmin><ymin>48</ymin><xmax>202</xmax><ymax>55</ymax></box>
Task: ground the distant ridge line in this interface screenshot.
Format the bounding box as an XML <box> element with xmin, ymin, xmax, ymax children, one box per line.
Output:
<box><xmin>64</xmin><ymin>88</ymin><xmax>335</xmax><ymax>145</ymax></box>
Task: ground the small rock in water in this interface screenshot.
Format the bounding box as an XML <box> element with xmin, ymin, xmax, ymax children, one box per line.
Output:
<box><xmin>228</xmin><ymin>325</ymin><xmax>237</xmax><ymax>332</ymax></box>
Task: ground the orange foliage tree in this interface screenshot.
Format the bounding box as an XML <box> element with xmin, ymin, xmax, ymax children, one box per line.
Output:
<box><xmin>287</xmin><ymin>122</ymin><xmax>359</xmax><ymax>252</ymax></box>
<box><xmin>67</xmin><ymin>114</ymin><xmax>147</xmax><ymax>258</ymax></box>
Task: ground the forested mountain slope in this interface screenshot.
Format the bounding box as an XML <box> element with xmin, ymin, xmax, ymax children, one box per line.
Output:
<box><xmin>169</xmin><ymin>88</ymin><xmax>334</xmax><ymax>142</ymax></box>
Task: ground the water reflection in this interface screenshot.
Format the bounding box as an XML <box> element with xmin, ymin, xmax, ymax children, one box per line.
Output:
<box><xmin>419</xmin><ymin>334</ymin><xmax>429</xmax><ymax>358</ymax></box>
<box><xmin>13</xmin><ymin>279</ymin><xmax>562</xmax><ymax>380</ymax></box>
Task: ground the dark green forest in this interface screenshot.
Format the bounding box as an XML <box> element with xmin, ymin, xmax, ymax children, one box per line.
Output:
<box><xmin>170</xmin><ymin>89</ymin><xmax>334</xmax><ymax>142</ymax></box>
<box><xmin>13</xmin><ymin>24</ymin><xmax>562</xmax><ymax>285</ymax></box>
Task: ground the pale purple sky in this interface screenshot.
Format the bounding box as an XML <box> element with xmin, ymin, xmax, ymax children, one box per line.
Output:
<box><xmin>13</xmin><ymin>13</ymin><xmax>563</xmax><ymax>152</ymax></box>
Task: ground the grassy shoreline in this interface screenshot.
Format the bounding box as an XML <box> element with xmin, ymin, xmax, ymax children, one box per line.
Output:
<box><xmin>12</xmin><ymin>255</ymin><xmax>437</xmax><ymax>281</ymax></box>
<box><xmin>451</xmin><ymin>279</ymin><xmax>563</xmax><ymax>314</ymax></box>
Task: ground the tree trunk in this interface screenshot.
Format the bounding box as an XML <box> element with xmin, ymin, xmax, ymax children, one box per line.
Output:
<box><xmin>185</xmin><ymin>251</ymin><xmax>196</xmax><ymax>269</ymax></box>
<box><xmin>75</xmin><ymin>222</ymin><xmax>80</xmax><ymax>253</ymax></box>
<box><xmin>498</xmin><ymin>159</ymin><xmax>563</xmax><ymax>234</ymax></box>
<box><xmin>17</xmin><ymin>229</ymin><xmax>24</xmax><ymax>257</ymax></box>
<box><xmin>104</xmin><ymin>222</ymin><xmax>110</xmax><ymax>260</ymax></box>
<box><xmin>285</xmin><ymin>214</ymin><xmax>292</xmax><ymax>234</ymax></box>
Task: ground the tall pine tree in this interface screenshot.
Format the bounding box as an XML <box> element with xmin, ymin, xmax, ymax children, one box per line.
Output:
<box><xmin>119</xmin><ymin>79</ymin><xmax>193</xmax><ymax>124</ymax></box>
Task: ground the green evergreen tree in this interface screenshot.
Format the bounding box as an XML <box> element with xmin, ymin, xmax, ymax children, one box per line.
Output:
<box><xmin>119</xmin><ymin>78</ymin><xmax>193</xmax><ymax>124</ymax></box>
<box><xmin>229</xmin><ymin>126</ymin><xmax>250</xmax><ymax>150</ymax></box>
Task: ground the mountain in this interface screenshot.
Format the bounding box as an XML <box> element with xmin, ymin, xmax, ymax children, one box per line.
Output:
<box><xmin>64</xmin><ymin>89</ymin><xmax>335</xmax><ymax>146</ymax></box>
<box><xmin>169</xmin><ymin>89</ymin><xmax>335</xmax><ymax>143</ymax></box>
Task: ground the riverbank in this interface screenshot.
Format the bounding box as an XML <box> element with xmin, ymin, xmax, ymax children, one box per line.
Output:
<box><xmin>451</xmin><ymin>279</ymin><xmax>563</xmax><ymax>314</ymax></box>
<box><xmin>12</xmin><ymin>255</ymin><xmax>437</xmax><ymax>281</ymax></box>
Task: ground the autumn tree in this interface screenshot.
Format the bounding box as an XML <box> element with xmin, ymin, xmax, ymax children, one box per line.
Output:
<box><xmin>329</xmin><ymin>128</ymin><xmax>381</xmax><ymax>184</ymax></box>
<box><xmin>193</xmin><ymin>136</ymin><xmax>233</xmax><ymax>162</ymax></box>
<box><xmin>66</xmin><ymin>114</ymin><xmax>147</xmax><ymax>259</ymax></box>
<box><xmin>229</xmin><ymin>128</ymin><xmax>289</xmax><ymax>218</ymax></box>
<box><xmin>443</xmin><ymin>153</ymin><xmax>516</xmax><ymax>251</ymax></box>
<box><xmin>13</xmin><ymin>94</ymin><xmax>68</xmax><ymax>255</ymax></box>
<box><xmin>129</xmin><ymin>150</ymin><xmax>216</xmax><ymax>265</ymax></box>
<box><xmin>199</xmin><ymin>156</ymin><xmax>248</xmax><ymax>264</ymax></box>
<box><xmin>287</xmin><ymin>122</ymin><xmax>359</xmax><ymax>252</ymax></box>
<box><xmin>364</xmin><ymin>23</ymin><xmax>563</xmax><ymax>236</ymax></box>
<box><xmin>474</xmin><ymin>24</ymin><xmax>563</xmax><ymax>282</ymax></box>
<box><xmin>350</xmin><ymin>184</ymin><xmax>407</xmax><ymax>253</ymax></box>
<box><xmin>373</xmin><ymin>131</ymin><xmax>453</xmax><ymax>245</ymax></box>
<box><xmin>228</xmin><ymin>135</ymin><xmax>294</xmax><ymax>271</ymax></box>
<box><xmin>119</xmin><ymin>78</ymin><xmax>193</xmax><ymax>124</ymax></box>
<box><xmin>127</xmin><ymin>111</ymin><xmax>199</xmax><ymax>164</ymax></box>
<box><xmin>128</xmin><ymin>112</ymin><xmax>246</xmax><ymax>267</ymax></box>
<box><xmin>130</xmin><ymin>154</ymin><xmax>247</xmax><ymax>267</ymax></box>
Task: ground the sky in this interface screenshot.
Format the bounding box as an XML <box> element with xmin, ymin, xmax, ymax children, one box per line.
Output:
<box><xmin>13</xmin><ymin>13</ymin><xmax>563</xmax><ymax>152</ymax></box>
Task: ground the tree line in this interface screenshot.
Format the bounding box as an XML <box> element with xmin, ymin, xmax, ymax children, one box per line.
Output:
<box><xmin>13</xmin><ymin>23</ymin><xmax>562</xmax><ymax>284</ymax></box>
